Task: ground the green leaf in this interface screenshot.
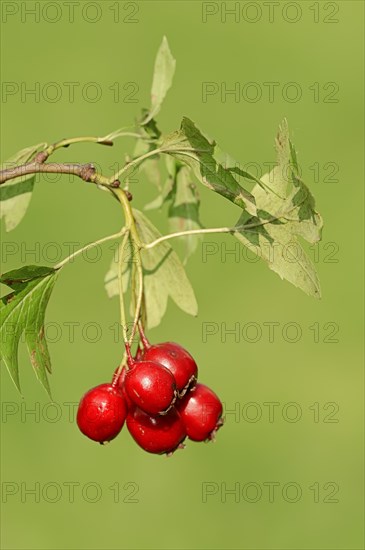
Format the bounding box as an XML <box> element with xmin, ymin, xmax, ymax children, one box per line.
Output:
<box><xmin>168</xmin><ymin>165</ymin><xmax>203</xmax><ymax>262</ymax></box>
<box><xmin>142</xmin><ymin>36</ymin><xmax>176</xmax><ymax>125</ymax></box>
<box><xmin>133</xmin><ymin>209</ymin><xmax>198</xmax><ymax>329</ymax></box>
<box><xmin>234</xmin><ymin>120</ymin><xmax>323</xmax><ymax>298</ymax></box>
<box><xmin>0</xmin><ymin>266</ymin><xmax>58</xmax><ymax>395</ymax></box>
<box><xmin>144</xmin><ymin>155</ymin><xmax>177</xmax><ymax>211</ymax></box>
<box><xmin>132</xmin><ymin>111</ymin><xmax>162</xmax><ymax>188</ymax></box>
<box><xmin>1</xmin><ymin>144</ymin><xmax>46</xmax><ymax>167</ymax></box>
<box><xmin>144</xmin><ymin>159</ymin><xmax>203</xmax><ymax>262</ymax></box>
<box><xmin>138</xmin><ymin>109</ymin><xmax>162</xmax><ymax>139</ymax></box>
<box><xmin>0</xmin><ymin>143</ymin><xmax>46</xmax><ymax>231</ymax></box>
<box><xmin>144</xmin><ymin>177</ymin><xmax>174</xmax><ymax>211</ymax></box>
<box><xmin>141</xmin><ymin>157</ymin><xmax>161</xmax><ymax>189</ymax></box>
<box><xmin>133</xmin><ymin>136</ymin><xmax>161</xmax><ymax>190</ymax></box>
<box><xmin>161</xmin><ymin>117</ymin><xmax>256</xmax><ymax>213</ymax></box>
<box><xmin>214</xmin><ymin>146</ymin><xmax>272</xmax><ymax>198</ymax></box>
<box><xmin>0</xmin><ymin>265</ymin><xmax>55</xmax><ymax>284</ymax></box>
<box><xmin>104</xmin><ymin>238</ymin><xmax>134</xmax><ymax>298</ymax></box>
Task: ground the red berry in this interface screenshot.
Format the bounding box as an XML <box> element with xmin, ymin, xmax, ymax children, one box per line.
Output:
<box><xmin>126</xmin><ymin>406</ymin><xmax>186</xmax><ymax>454</ymax></box>
<box><xmin>124</xmin><ymin>361</ymin><xmax>177</xmax><ymax>415</ymax></box>
<box><xmin>143</xmin><ymin>342</ymin><xmax>198</xmax><ymax>397</ymax></box>
<box><xmin>177</xmin><ymin>383</ymin><xmax>224</xmax><ymax>442</ymax></box>
<box><xmin>77</xmin><ymin>383</ymin><xmax>127</xmax><ymax>443</ymax></box>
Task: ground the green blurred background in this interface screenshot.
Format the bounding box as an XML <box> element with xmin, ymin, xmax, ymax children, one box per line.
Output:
<box><xmin>1</xmin><ymin>1</ymin><xmax>364</xmax><ymax>549</ymax></box>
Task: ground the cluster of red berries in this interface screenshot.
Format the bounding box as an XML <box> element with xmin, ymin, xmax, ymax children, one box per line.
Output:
<box><xmin>77</xmin><ymin>332</ymin><xmax>224</xmax><ymax>455</ymax></box>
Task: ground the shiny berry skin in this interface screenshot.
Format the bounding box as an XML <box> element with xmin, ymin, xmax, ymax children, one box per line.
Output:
<box><xmin>143</xmin><ymin>342</ymin><xmax>198</xmax><ymax>397</ymax></box>
<box><xmin>124</xmin><ymin>361</ymin><xmax>177</xmax><ymax>415</ymax></box>
<box><xmin>177</xmin><ymin>383</ymin><xmax>224</xmax><ymax>442</ymax></box>
<box><xmin>126</xmin><ymin>406</ymin><xmax>186</xmax><ymax>454</ymax></box>
<box><xmin>77</xmin><ymin>383</ymin><xmax>127</xmax><ymax>443</ymax></box>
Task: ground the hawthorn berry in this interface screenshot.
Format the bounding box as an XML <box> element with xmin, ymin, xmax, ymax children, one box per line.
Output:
<box><xmin>77</xmin><ymin>383</ymin><xmax>127</xmax><ymax>443</ymax></box>
<box><xmin>126</xmin><ymin>406</ymin><xmax>186</xmax><ymax>454</ymax></box>
<box><xmin>143</xmin><ymin>342</ymin><xmax>198</xmax><ymax>396</ymax></box>
<box><xmin>177</xmin><ymin>383</ymin><xmax>224</xmax><ymax>442</ymax></box>
<box><xmin>124</xmin><ymin>361</ymin><xmax>177</xmax><ymax>415</ymax></box>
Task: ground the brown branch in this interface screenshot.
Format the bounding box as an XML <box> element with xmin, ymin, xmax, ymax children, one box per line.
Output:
<box><xmin>0</xmin><ymin>161</ymin><xmax>119</xmax><ymax>188</ymax></box>
<box><xmin>1</xmin><ymin>134</ymin><xmax>117</xmax><ymax>186</ymax></box>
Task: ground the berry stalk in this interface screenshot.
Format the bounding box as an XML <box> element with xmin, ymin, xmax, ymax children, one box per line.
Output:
<box><xmin>138</xmin><ymin>321</ymin><xmax>150</xmax><ymax>350</ymax></box>
<box><xmin>117</xmin><ymin>228</ymin><xmax>131</xmax><ymax>347</ymax></box>
<box><xmin>112</xmin><ymin>187</ymin><xmax>145</xmax><ymax>347</ymax></box>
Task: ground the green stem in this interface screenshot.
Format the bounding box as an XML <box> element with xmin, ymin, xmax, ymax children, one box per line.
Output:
<box><xmin>109</xmin><ymin>147</ymin><xmax>163</xmax><ymax>183</ymax></box>
<box><xmin>111</xmin><ymin>188</ymin><xmax>144</xmax><ymax>345</ymax></box>
<box><xmin>54</xmin><ymin>230</ymin><xmax>126</xmax><ymax>270</ymax></box>
<box><xmin>113</xmin><ymin>351</ymin><xmax>127</xmax><ymax>382</ymax></box>
<box><xmin>130</xmin><ymin>261</ymin><xmax>138</xmax><ymax>331</ymax></box>
<box><xmin>102</xmin><ymin>128</ymin><xmax>156</xmax><ymax>142</ymax></box>
<box><xmin>129</xmin><ymin>254</ymin><xmax>144</xmax><ymax>346</ymax></box>
<box><xmin>117</xmin><ymin>229</ymin><xmax>131</xmax><ymax>346</ymax></box>
<box><xmin>37</xmin><ymin>136</ymin><xmax>114</xmax><ymax>163</ymax></box>
<box><xmin>50</xmin><ymin>136</ymin><xmax>111</xmax><ymax>151</ymax></box>
<box><xmin>142</xmin><ymin>227</ymin><xmax>233</xmax><ymax>249</ymax></box>
<box><xmin>142</xmin><ymin>219</ymin><xmax>278</xmax><ymax>250</ymax></box>
<box><xmin>111</xmin><ymin>188</ymin><xmax>141</xmax><ymax>243</ymax></box>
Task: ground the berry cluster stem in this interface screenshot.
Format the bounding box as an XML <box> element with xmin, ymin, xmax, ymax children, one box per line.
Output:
<box><xmin>138</xmin><ymin>321</ymin><xmax>150</xmax><ymax>349</ymax></box>
<box><xmin>117</xmin><ymin>228</ymin><xmax>131</xmax><ymax>346</ymax></box>
<box><xmin>112</xmin><ymin>188</ymin><xmax>145</xmax><ymax>348</ymax></box>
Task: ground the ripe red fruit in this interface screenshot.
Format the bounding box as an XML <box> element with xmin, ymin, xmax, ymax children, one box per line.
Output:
<box><xmin>77</xmin><ymin>383</ymin><xmax>127</xmax><ymax>443</ymax></box>
<box><xmin>177</xmin><ymin>383</ymin><xmax>224</xmax><ymax>442</ymax></box>
<box><xmin>143</xmin><ymin>342</ymin><xmax>198</xmax><ymax>397</ymax></box>
<box><xmin>126</xmin><ymin>406</ymin><xmax>186</xmax><ymax>454</ymax></box>
<box><xmin>124</xmin><ymin>361</ymin><xmax>177</xmax><ymax>415</ymax></box>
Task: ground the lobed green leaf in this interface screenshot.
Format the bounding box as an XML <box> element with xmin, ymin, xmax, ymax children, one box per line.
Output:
<box><xmin>133</xmin><ymin>209</ymin><xmax>198</xmax><ymax>328</ymax></box>
<box><xmin>144</xmin><ymin>158</ymin><xmax>203</xmax><ymax>262</ymax></box>
<box><xmin>104</xmin><ymin>238</ymin><xmax>134</xmax><ymax>299</ymax></box>
<box><xmin>161</xmin><ymin>117</ymin><xmax>256</xmax><ymax>213</ymax></box>
<box><xmin>234</xmin><ymin>120</ymin><xmax>323</xmax><ymax>298</ymax></box>
<box><xmin>0</xmin><ymin>266</ymin><xmax>59</xmax><ymax>395</ymax></box>
<box><xmin>142</xmin><ymin>36</ymin><xmax>176</xmax><ymax>125</ymax></box>
<box><xmin>167</xmin><ymin>164</ymin><xmax>203</xmax><ymax>262</ymax></box>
